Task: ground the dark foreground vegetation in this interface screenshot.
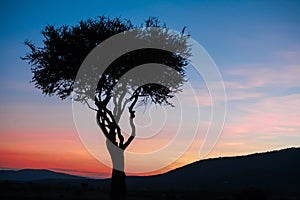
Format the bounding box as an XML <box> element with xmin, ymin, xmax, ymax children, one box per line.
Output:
<box><xmin>0</xmin><ymin>180</ymin><xmax>272</xmax><ymax>200</ymax></box>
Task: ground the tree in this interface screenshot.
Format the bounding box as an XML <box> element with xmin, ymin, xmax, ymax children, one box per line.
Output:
<box><xmin>22</xmin><ymin>16</ymin><xmax>191</xmax><ymax>200</ymax></box>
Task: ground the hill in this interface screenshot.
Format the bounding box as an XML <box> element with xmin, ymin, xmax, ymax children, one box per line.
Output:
<box><xmin>127</xmin><ymin>147</ymin><xmax>300</xmax><ymax>199</ymax></box>
<box><xmin>0</xmin><ymin>169</ymin><xmax>86</xmax><ymax>181</ymax></box>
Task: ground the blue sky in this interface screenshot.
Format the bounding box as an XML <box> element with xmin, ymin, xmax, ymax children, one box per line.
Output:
<box><xmin>1</xmin><ymin>0</ymin><xmax>299</xmax><ymax>81</ymax></box>
<box><xmin>0</xmin><ymin>0</ymin><xmax>299</xmax><ymax>177</ymax></box>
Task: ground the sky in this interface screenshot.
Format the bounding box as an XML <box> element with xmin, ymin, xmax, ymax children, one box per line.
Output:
<box><xmin>0</xmin><ymin>0</ymin><xmax>300</xmax><ymax>178</ymax></box>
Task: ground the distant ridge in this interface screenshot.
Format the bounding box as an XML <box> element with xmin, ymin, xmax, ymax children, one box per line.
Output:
<box><xmin>0</xmin><ymin>169</ymin><xmax>86</xmax><ymax>181</ymax></box>
<box><xmin>167</xmin><ymin>146</ymin><xmax>300</xmax><ymax>175</ymax></box>
<box><xmin>127</xmin><ymin>147</ymin><xmax>300</xmax><ymax>194</ymax></box>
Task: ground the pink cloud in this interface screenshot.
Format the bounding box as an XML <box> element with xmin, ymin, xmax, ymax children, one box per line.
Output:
<box><xmin>223</xmin><ymin>94</ymin><xmax>300</xmax><ymax>138</ymax></box>
<box><xmin>224</xmin><ymin>89</ymin><xmax>264</xmax><ymax>101</ymax></box>
<box><xmin>226</xmin><ymin>65</ymin><xmax>300</xmax><ymax>88</ymax></box>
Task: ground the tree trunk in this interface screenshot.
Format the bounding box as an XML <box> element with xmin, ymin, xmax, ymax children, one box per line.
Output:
<box><xmin>110</xmin><ymin>168</ymin><xmax>127</xmax><ymax>200</ymax></box>
<box><xmin>106</xmin><ymin>138</ymin><xmax>127</xmax><ymax>200</ymax></box>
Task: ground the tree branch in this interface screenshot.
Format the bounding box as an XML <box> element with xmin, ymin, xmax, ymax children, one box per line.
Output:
<box><xmin>112</xmin><ymin>85</ymin><xmax>127</xmax><ymax>123</ymax></box>
<box><xmin>112</xmin><ymin>94</ymin><xmax>118</xmax><ymax>118</ymax></box>
<box><xmin>119</xmin><ymin>91</ymin><xmax>139</xmax><ymax>150</ymax></box>
<box><xmin>121</xmin><ymin>116</ymin><xmax>136</xmax><ymax>150</ymax></box>
<box><xmin>83</xmin><ymin>99</ymin><xmax>98</xmax><ymax>111</ymax></box>
<box><xmin>119</xmin><ymin>98</ymin><xmax>130</xmax><ymax>119</ymax></box>
<box><xmin>128</xmin><ymin>94</ymin><xmax>139</xmax><ymax>119</ymax></box>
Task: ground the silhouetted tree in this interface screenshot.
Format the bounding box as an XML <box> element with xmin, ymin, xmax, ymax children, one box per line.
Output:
<box><xmin>22</xmin><ymin>16</ymin><xmax>191</xmax><ymax>200</ymax></box>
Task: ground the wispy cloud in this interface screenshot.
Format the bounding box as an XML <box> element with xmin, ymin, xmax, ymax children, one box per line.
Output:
<box><xmin>226</xmin><ymin>64</ymin><xmax>300</xmax><ymax>88</ymax></box>
<box><xmin>206</xmin><ymin>62</ymin><xmax>300</xmax><ymax>157</ymax></box>
<box><xmin>223</xmin><ymin>94</ymin><xmax>300</xmax><ymax>138</ymax></box>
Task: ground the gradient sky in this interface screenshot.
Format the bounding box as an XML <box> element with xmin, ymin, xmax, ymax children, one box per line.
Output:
<box><xmin>0</xmin><ymin>0</ymin><xmax>300</xmax><ymax>178</ymax></box>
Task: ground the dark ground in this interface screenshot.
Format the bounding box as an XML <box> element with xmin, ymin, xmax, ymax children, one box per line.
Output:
<box><xmin>0</xmin><ymin>180</ymin><xmax>270</xmax><ymax>200</ymax></box>
<box><xmin>1</xmin><ymin>178</ymin><xmax>299</xmax><ymax>200</ymax></box>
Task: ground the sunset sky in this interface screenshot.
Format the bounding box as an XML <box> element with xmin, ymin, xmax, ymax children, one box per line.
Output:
<box><xmin>0</xmin><ymin>0</ymin><xmax>299</xmax><ymax>178</ymax></box>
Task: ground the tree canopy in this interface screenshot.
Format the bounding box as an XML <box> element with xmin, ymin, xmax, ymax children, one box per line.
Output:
<box><xmin>22</xmin><ymin>16</ymin><xmax>191</xmax><ymax>115</ymax></box>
